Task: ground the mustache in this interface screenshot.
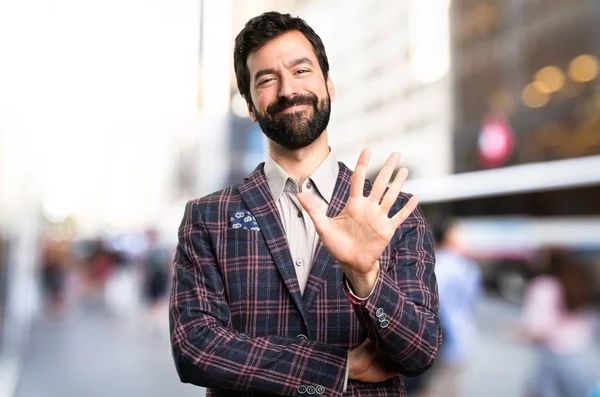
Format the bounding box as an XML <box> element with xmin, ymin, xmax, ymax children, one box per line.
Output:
<box><xmin>266</xmin><ymin>94</ymin><xmax>318</xmax><ymax>116</ymax></box>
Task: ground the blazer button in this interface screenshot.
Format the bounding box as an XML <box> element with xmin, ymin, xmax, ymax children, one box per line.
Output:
<box><xmin>316</xmin><ymin>385</ymin><xmax>325</xmax><ymax>394</ymax></box>
<box><xmin>376</xmin><ymin>308</ymin><xmax>384</xmax><ymax>318</ymax></box>
<box><xmin>380</xmin><ymin>319</ymin><xmax>390</xmax><ymax>328</ymax></box>
<box><xmin>298</xmin><ymin>385</ymin><xmax>307</xmax><ymax>394</ymax></box>
<box><xmin>297</xmin><ymin>334</ymin><xmax>308</xmax><ymax>340</ymax></box>
<box><xmin>306</xmin><ymin>385</ymin><xmax>316</xmax><ymax>394</ymax></box>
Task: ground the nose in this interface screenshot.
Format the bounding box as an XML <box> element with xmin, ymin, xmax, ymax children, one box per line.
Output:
<box><xmin>278</xmin><ymin>72</ymin><xmax>299</xmax><ymax>98</ymax></box>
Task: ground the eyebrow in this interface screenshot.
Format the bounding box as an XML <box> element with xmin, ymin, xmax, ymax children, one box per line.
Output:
<box><xmin>287</xmin><ymin>57</ymin><xmax>314</xmax><ymax>68</ymax></box>
<box><xmin>253</xmin><ymin>57</ymin><xmax>315</xmax><ymax>83</ymax></box>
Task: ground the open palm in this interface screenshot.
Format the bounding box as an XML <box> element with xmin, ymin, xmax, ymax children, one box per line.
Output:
<box><xmin>298</xmin><ymin>149</ymin><xmax>419</xmax><ymax>276</ymax></box>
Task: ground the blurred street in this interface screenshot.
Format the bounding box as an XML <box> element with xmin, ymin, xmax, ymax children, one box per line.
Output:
<box><xmin>14</xmin><ymin>294</ymin><xmax>596</xmax><ymax>397</ymax></box>
<box><xmin>14</xmin><ymin>299</ymin><xmax>203</xmax><ymax>397</ymax></box>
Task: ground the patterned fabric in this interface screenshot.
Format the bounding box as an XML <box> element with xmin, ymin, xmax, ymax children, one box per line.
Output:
<box><xmin>169</xmin><ymin>162</ymin><xmax>441</xmax><ymax>397</ymax></box>
<box><xmin>230</xmin><ymin>210</ymin><xmax>260</xmax><ymax>231</ymax></box>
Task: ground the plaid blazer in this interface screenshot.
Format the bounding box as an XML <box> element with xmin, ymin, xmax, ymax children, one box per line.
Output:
<box><xmin>170</xmin><ymin>162</ymin><xmax>441</xmax><ymax>397</ymax></box>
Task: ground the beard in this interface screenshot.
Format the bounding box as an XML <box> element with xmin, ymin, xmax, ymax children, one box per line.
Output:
<box><xmin>253</xmin><ymin>92</ymin><xmax>331</xmax><ymax>150</ymax></box>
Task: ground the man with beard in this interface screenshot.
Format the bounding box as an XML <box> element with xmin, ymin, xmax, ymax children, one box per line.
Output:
<box><xmin>169</xmin><ymin>11</ymin><xmax>440</xmax><ymax>397</ymax></box>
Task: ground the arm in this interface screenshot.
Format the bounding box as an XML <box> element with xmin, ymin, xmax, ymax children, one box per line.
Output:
<box><xmin>169</xmin><ymin>201</ymin><xmax>348</xmax><ymax>396</ymax></box>
<box><xmin>345</xmin><ymin>201</ymin><xmax>441</xmax><ymax>376</ymax></box>
<box><xmin>298</xmin><ymin>150</ymin><xmax>441</xmax><ymax>378</ymax></box>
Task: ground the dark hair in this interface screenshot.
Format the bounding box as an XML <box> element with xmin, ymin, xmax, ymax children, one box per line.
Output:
<box><xmin>431</xmin><ymin>218</ymin><xmax>457</xmax><ymax>246</ymax></box>
<box><xmin>233</xmin><ymin>11</ymin><xmax>330</xmax><ymax>105</ymax></box>
<box><xmin>537</xmin><ymin>247</ymin><xmax>593</xmax><ymax>312</ymax></box>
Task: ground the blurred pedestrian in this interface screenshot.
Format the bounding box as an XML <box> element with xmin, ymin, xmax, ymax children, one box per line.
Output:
<box><xmin>85</xmin><ymin>239</ymin><xmax>117</xmax><ymax>303</ymax></box>
<box><xmin>40</xmin><ymin>238</ymin><xmax>69</xmax><ymax>318</ymax></box>
<box><xmin>519</xmin><ymin>247</ymin><xmax>599</xmax><ymax>397</ymax></box>
<box><xmin>169</xmin><ymin>11</ymin><xmax>441</xmax><ymax>397</ymax></box>
<box><xmin>105</xmin><ymin>249</ymin><xmax>140</xmax><ymax>320</ymax></box>
<box><xmin>142</xmin><ymin>228</ymin><xmax>170</xmax><ymax>331</ymax></box>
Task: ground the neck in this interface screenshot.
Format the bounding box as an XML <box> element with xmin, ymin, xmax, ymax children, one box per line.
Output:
<box><xmin>268</xmin><ymin>131</ymin><xmax>330</xmax><ymax>187</ymax></box>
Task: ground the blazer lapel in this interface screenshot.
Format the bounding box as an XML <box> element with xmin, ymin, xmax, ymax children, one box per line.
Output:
<box><xmin>239</xmin><ymin>164</ymin><xmax>307</xmax><ymax>319</ymax></box>
<box><xmin>302</xmin><ymin>163</ymin><xmax>353</xmax><ymax>311</ymax></box>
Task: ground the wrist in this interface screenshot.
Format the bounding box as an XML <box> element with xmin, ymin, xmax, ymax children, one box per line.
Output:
<box><xmin>344</xmin><ymin>262</ymin><xmax>380</xmax><ymax>298</ymax></box>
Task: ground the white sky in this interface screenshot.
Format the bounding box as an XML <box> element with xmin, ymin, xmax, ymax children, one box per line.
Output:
<box><xmin>0</xmin><ymin>0</ymin><xmax>201</xmax><ymax>232</ymax></box>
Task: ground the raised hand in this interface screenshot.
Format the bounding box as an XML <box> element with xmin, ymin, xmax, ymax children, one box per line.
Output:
<box><xmin>297</xmin><ymin>149</ymin><xmax>419</xmax><ymax>297</ymax></box>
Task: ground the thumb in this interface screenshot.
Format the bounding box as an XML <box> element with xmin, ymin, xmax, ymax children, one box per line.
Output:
<box><xmin>297</xmin><ymin>192</ymin><xmax>330</xmax><ymax>235</ymax></box>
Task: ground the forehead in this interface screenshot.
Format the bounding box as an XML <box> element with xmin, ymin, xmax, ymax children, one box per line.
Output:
<box><xmin>246</xmin><ymin>30</ymin><xmax>319</xmax><ymax>76</ymax></box>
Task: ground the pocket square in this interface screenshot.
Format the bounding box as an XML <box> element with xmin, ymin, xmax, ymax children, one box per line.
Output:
<box><xmin>230</xmin><ymin>210</ymin><xmax>260</xmax><ymax>231</ymax></box>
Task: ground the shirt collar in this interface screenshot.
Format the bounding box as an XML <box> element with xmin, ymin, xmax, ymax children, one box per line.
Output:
<box><xmin>264</xmin><ymin>149</ymin><xmax>339</xmax><ymax>204</ymax></box>
<box><xmin>264</xmin><ymin>155</ymin><xmax>290</xmax><ymax>203</ymax></box>
<box><xmin>308</xmin><ymin>149</ymin><xmax>339</xmax><ymax>204</ymax></box>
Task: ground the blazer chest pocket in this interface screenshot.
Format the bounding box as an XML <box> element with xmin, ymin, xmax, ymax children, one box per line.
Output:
<box><xmin>221</xmin><ymin>228</ymin><xmax>276</xmax><ymax>310</ymax></box>
<box><xmin>223</xmin><ymin>228</ymin><xmax>269</xmax><ymax>255</ymax></box>
<box><xmin>226</xmin><ymin>227</ymin><xmax>264</xmax><ymax>242</ymax></box>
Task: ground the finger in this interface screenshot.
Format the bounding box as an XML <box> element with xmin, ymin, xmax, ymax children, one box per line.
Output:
<box><xmin>355</xmin><ymin>361</ymin><xmax>398</xmax><ymax>383</ymax></box>
<box><xmin>349</xmin><ymin>339</ymin><xmax>373</xmax><ymax>378</ymax></box>
<box><xmin>371</xmin><ymin>354</ymin><xmax>398</xmax><ymax>381</ymax></box>
<box><xmin>297</xmin><ymin>192</ymin><xmax>330</xmax><ymax>235</ymax></box>
<box><xmin>350</xmin><ymin>148</ymin><xmax>371</xmax><ymax>198</ymax></box>
<box><xmin>391</xmin><ymin>195</ymin><xmax>420</xmax><ymax>227</ymax></box>
<box><xmin>369</xmin><ymin>152</ymin><xmax>401</xmax><ymax>203</ymax></box>
<box><xmin>380</xmin><ymin>167</ymin><xmax>409</xmax><ymax>213</ymax></box>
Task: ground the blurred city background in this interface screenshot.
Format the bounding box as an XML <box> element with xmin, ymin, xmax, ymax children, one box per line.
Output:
<box><xmin>0</xmin><ymin>0</ymin><xmax>599</xmax><ymax>396</ymax></box>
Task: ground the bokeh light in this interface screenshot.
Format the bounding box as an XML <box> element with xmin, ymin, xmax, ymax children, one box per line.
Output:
<box><xmin>534</xmin><ymin>65</ymin><xmax>565</xmax><ymax>93</ymax></box>
<box><xmin>568</xmin><ymin>54</ymin><xmax>600</xmax><ymax>83</ymax></box>
<box><xmin>522</xmin><ymin>82</ymin><xmax>550</xmax><ymax>108</ymax></box>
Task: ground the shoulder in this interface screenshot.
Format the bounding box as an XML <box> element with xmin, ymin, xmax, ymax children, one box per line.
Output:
<box><xmin>182</xmin><ymin>183</ymin><xmax>244</xmax><ymax>222</ymax></box>
<box><xmin>189</xmin><ymin>184</ymin><xmax>241</xmax><ymax>207</ymax></box>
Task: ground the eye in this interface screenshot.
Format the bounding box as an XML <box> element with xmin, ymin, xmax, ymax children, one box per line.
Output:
<box><xmin>295</xmin><ymin>69</ymin><xmax>310</xmax><ymax>75</ymax></box>
<box><xmin>258</xmin><ymin>77</ymin><xmax>276</xmax><ymax>86</ymax></box>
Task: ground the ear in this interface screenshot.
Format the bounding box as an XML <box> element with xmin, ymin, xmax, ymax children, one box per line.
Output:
<box><xmin>326</xmin><ymin>75</ymin><xmax>335</xmax><ymax>102</ymax></box>
<box><xmin>247</xmin><ymin>101</ymin><xmax>257</xmax><ymax>122</ymax></box>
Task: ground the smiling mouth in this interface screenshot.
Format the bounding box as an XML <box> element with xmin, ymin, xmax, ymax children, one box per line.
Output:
<box><xmin>280</xmin><ymin>104</ymin><xmax>310</xmax><ymax>114</ymax></box>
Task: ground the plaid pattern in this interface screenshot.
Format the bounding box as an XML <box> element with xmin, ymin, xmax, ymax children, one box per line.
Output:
<box><xmin>170</xmin><ymin>162</ymin><xmax>441</xmax><ymax>397</ymax></box>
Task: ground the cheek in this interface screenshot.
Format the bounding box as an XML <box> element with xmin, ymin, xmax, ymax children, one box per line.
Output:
<box><xmin>254</xmin><ymin>94</ymin><xmax>275</xmax><ymax>113</ymax></box>
<box><xmin>307</xmin><ymin>81</ymin><xmax>328</xmax><ymax>99</ymax></box>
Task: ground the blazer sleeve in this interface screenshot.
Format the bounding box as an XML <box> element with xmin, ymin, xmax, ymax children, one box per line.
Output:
<box><xmin>344</xmin><ymin>195</ymin><xmax>441</xmax><ymax>376</ymax></box>
<box><xmin>169</xmin><ymin>200</ymin><xmax>348</xmax><ymax>396</ymax></box>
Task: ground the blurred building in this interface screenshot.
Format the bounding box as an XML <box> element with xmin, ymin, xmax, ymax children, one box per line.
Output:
<box><xmin>451</xmin><ymin>0</ymin><xmax>600</xmax><ymax>173</ymax></box>
<box><xmin>404</xmin><ymin>0</ymin><xmax>600</xmax><ymax>214</ymax></box>
<box><xmin>0</xmin><ymin>1</ymin><xmax>202</xmax><ymax>238</ymax></box>
<box><xmin>440</xmin><ymin>0</ymin><xmax>600</xmax><ymax>216</ymax></box>
<box><xmin>405</xmin><ymin>0</ymin><xmax>600</xmax><ymax>302</ymax></box>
